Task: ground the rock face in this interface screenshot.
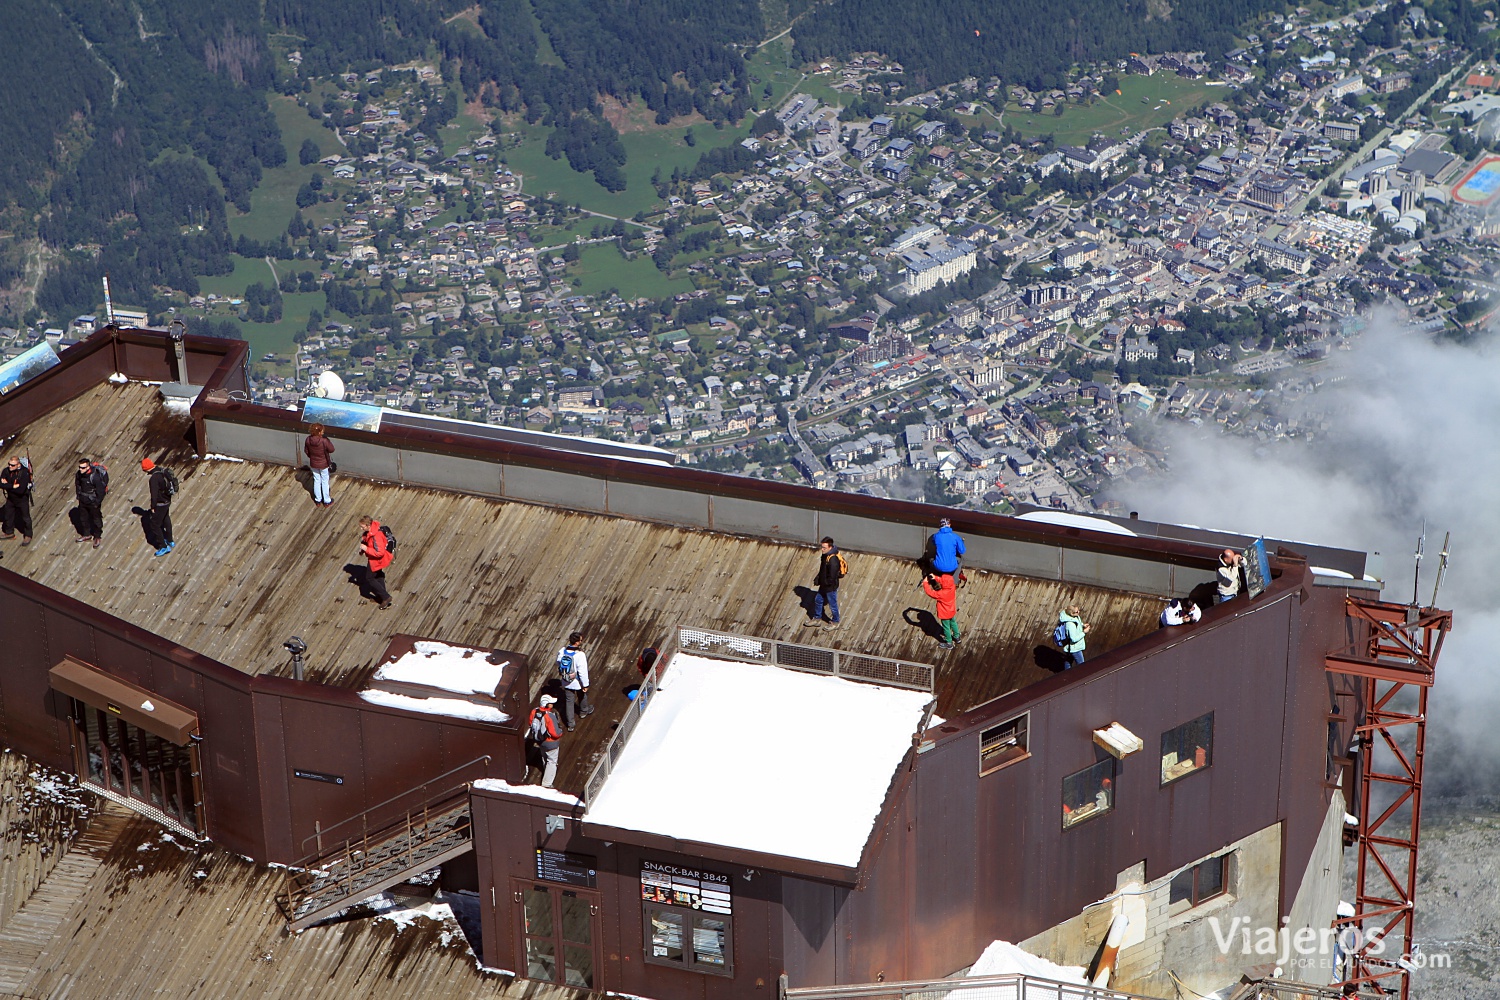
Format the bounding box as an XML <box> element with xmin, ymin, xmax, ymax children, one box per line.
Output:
<box><xmin>1384</xmin><ymin>797</ymin><xmax>1500</xmax><ymax>998</ymax></box>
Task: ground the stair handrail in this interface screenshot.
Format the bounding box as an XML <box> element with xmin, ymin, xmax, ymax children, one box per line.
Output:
<box><xmin>294</xmin><ymin>754</ymin><xmax>491</xmax><ymax>862</ymax></box>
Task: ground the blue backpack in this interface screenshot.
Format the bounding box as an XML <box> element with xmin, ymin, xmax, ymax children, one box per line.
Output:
<box><xmin>558</xmin><ymin>649</ymin><xmax>579</xmax><ymax>684</ymax></box>
<box><xmin>1053</xmin><ymin>621</ymin><xmax>1071</xmax><ymax>647</ymax></box>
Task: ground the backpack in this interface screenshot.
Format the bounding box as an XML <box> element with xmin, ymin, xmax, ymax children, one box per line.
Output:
<box><xmin>835</xmin><ymin>552</ymin><xmax>848</xmax><ymax>578</ymax></box>
<box><xmin>1053</xmin><ymin>621</ymin><xmax>1071</xmax><ymax>648</ymax></box>
<box><xmin>529</xmin><ymin>709</ymin><xmax>552</xmax><ymax>742</ymax></box>
<box><xmin>379</xmin><ymin>524</ymin><xmax>396</xmax><ymax>555</ymax></box>
<box><xmin>92</xmin><ymin>462</ymin><xmax>109</xmax><ymax>495</ymax></box>
<box><xmin>162</xmin><ymin>468</ymin><xmax>179</xmax><ymax>497</ymax></box>
<box><xmin>558</xmin><ymin>649</ymin><xmax>579</xmax><ymax>685</ymax></box>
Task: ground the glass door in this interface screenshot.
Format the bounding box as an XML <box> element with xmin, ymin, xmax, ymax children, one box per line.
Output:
<box><xmin>73</xmin><ymin>699</ymin><xmax>202</xmax><ymax>833</ymax></box>
<box><xmin>514</xmin><ymin>880</ymin><xmax>600</xmax><ymax>989</ymax></box>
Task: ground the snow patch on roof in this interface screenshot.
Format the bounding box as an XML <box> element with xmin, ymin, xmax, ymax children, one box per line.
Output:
<box><xmin>1310</xmin><ymin>566</ymin><xmax>1354</xmax><ymax>578</ymax></box>
<box><xmin>358</xmin><ymin>689</ymin><xmax>509</xmax><ymax>724</ymax></box>
<box><xmin>1015</xmin><ymin>510</ymin><xmax>1139</xmax><ymax>536</ymax></box>
<box><xmin>374</xmin><ymin>640</ymin><xmax>508</xmax><ymax>698</ymax></box>
<box><xmin>472</xmin><ymin>779</ymin><xmax>583</xmax><ymax>808</ymax></box>
<box><xmin>583</xmin><ymin>653</ymin><xmax>931</xmax><ymax>868</ymax></box>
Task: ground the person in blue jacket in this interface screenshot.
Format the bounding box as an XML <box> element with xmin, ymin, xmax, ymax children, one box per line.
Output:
<box><xmin>929</xmin><ymin>518</ymin><xmax>966</xmax><ymax>582</ymax></box>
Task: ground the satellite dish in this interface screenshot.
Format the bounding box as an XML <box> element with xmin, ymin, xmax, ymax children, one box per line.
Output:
<box><xmin>313</xmin><ymin>370</ymin><xmax>346</xmax><ymax>401</ymax></box>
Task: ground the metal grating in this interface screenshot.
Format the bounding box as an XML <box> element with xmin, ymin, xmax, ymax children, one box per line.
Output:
<box><xmin>774</xmin><ymin>642</ymin><xmax>837</xmax><ymax>675</ymax></box>
<box><xmin>679</xmin><ymin>628</ymin><xmax>772</xmax><ymax>662</ymax></box>
<box><xmin>839</xmin><ymin>652</ymin><xmax>934</xmax><ymax>690</ymax></box>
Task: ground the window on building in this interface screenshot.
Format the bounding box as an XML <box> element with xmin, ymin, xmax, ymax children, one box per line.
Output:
<box><xmin>1161</xmin><ymin>712</ymin><xmax>1214</xmax><ymax>785</ymax></box>
<box><xmin>1061</xmin><ymin>758</ymin><xmax>1115</xmax><ymax>829</ymax></box>
<box><xmin>980</xmin><ymin>712</ymin><xmax>1030</xmax><ymax>774</ymax></box>
<box><xmin>1169</xmin><ymin>854</ymin><xmax>1230</xmax><ymax>909</ymax></box>
<box><xmin>643</xmin><ymin>905</ymin><xmax>733</xmax><ymax>976</ymax></box>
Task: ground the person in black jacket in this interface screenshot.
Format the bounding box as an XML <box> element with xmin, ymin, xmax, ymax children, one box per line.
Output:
<box><xmin>0</xmin><ymin>456</ymin><xmax>32</xmax><ymax>545</ymax></box>
<box><xmin>141</xmin><ymin>458</ymin><xmax>175</xmax><ymax>556</ymax></box>
<box><xmin>72</xmin><ymin>457</ymin><xmax>108</xmax><ymax>549</ymax></box>
<box><xmin>803</xmin><ymin>536</ymin><xmax>845</xmax><ymax>630</ymax></box>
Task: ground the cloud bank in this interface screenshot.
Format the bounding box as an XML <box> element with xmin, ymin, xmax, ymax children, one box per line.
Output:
<box><xmin>1113</xmin><ymin>317</ymin><xmax>1499</xmax><ymax>797</ymax></box>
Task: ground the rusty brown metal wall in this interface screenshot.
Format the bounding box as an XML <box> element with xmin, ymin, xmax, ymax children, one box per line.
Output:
<box><xmin>777</xmin><ymin>572</ymin><xmax>1346</xmax><ymax>985</ymax></box>
<box><xmin>251</xmin><ymin>677</ymin><xmax>524</xmax><ymax>863</ymax></box>
<box><xmin>473</xmin><ymin>789</ymin><xmax>784</xmax><ymax>1000</ymax></box>
<box><xmin>0</xmin><ymin>566</ymin><xmax>527</xmax><ymax>865</ymax></box>
<box><xmin>0</xmin><ymin>569</ymin><xmax>266</xmax><ymax>858</ymax></box>
<box><xmin>0</xmin><ymin>327</ymin><xmax>246</xmax><ymax>442</ymax></box>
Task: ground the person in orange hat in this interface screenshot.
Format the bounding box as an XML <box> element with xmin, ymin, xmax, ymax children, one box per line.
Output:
<box><xmin>141</xmin><ymin>458</ymin><xmax>176</xmax><ymax>557</ymax></box>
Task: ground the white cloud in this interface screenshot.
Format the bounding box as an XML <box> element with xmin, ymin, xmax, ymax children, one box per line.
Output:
<box><xmin>1113</xmin><ymin>314</ymin><xmax>1500</xmax><ymax>795</ymax></box>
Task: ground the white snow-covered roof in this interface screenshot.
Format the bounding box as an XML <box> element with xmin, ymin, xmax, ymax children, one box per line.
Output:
<box><xmin>583</xmin><ymin>653</ymin><xmax>931</xmax><ymax>868</ymax></box>
<box><xmin>373</xmin><ymin>639</ymin><xmax>508</xmax><ymax>697</ymax></box>
<box><xmin>1015</xmin><ymin>510</ymin><xmax>1138</xmax><ymax>536</ymax></box>
<box><xmin>358</xmin><ymin>689</ymin><xmax>509</xmax><ymax>724</ymax></box>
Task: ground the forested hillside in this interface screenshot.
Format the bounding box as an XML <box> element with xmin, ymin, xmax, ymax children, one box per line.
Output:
<box><xmin>1</xmin><ymin>0</ymin><xmax>283</xmax><ymax>319</ymax></box>
<box><xmin>793</xmin><ymin>0</ymin><xmax>1285</xmax><ymax>90</ymax></box>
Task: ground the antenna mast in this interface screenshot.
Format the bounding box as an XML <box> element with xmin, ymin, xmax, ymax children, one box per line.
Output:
<box><xmin>1410</xmin><ymin>521</ymin><xmax>1425</xmax><ymax>608</ymax></box>
<box><xmin>1430</xmin><ymin>531</ymin><xmax>1450</xmax><ymax>610</ymax></box>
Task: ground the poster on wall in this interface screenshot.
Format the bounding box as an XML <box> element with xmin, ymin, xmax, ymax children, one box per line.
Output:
<box><xmin>0</xmin><ymin>342</ymin><xmax>61</xmax><ymax>395</ymax></box>
<box><xmin>639</xmin><ymin>860</ymin><xmax>732</xmax><ymax>914</ymax></box>
<box><xmin>301</xmin><ymin>395</ymin><xmax>383</xmax><ymax>433</ymax></box>
<box><xmin>1243</xmin><ymin>538</ymin><xmax>1271</xmax><ymax>600</ymax></box>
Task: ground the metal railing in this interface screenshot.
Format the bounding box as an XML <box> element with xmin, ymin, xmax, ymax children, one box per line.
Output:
<box><xmin>274</xmin><ymin>755</ymin><xmax>492</xmax><ymax>926</ymax></box>
<box><xmin>583</xmin><ymin>627</ymin><xmax>934</xmax><ymax>804</ymax></box>
<box><xmin>297</xmin><ymin>754</ymin><xmax>491</xmax><ymax>857</ymax></box>
<box><xmin>781</xmin><ymin>974</ymin><xmax>1371</xmax><ymax>1000</ymax></box>
<box><xmin>782</xmin><ymin>972</ymin><xmax>1155</xmax><ymax>1000</ymax></box>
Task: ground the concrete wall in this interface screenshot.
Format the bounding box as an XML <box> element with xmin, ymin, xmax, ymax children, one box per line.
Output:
<box><xmin>1283</xmin><ymin>789</ymin><xmax>1350</xmax><ymax>987</ymax></box>
<box><xmin>202</xmin><ymin>416</ymin><xmax>1217</xmax><ymax>598</ymax></box>
<box><xmin>1017</xmin><ymin>821</ymin><xmax>1284</xmax><ymax>998</ymax></box>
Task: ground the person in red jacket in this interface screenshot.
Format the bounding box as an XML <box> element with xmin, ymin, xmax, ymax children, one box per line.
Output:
<box><xmin>921</xmin><ymin>571</ymin><xmax>961</xmax><ymax>649</ymax></box>
<box><xmin>528</xmin><ymin>694</ymin><xmax>563</xmax><ymax>787</ymax></box>
<box><xmin>358</xmin><ymin>515</ymin><xmax>394</xmax><ymax>610</ymax></box>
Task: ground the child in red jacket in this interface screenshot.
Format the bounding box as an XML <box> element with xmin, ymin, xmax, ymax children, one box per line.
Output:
<box><xmin>921</xmin><ymin>572</ymin><xmax>960</xmax><ymax>649</ymax></box>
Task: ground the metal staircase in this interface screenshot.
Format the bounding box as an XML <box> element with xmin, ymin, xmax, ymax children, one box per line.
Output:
<box><xmin>276</xmin><ymin>756</ymin><xmax>489</xmax><ymax>931</ymax></box>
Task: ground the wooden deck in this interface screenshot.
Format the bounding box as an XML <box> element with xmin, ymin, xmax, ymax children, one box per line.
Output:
<box><xmin>0</xmin><ymin>756</ymin><xmax>575</xmax><ymax>1000</ymax></box>
<box><xmin>5</xmin><ymin>382</ymin><xmax>1168</xmax><ymax>792</ymax></box>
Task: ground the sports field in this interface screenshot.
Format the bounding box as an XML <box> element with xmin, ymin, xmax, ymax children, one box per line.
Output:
<box><xmin>1452</xmin><ymin>155</ymin><xmax>1500</xmax><ymax>206</ymax></box>
<box><xmin>1005</xmin><ymin>74</ymin><xmax>1223</xmax><ymax>145</ymax></box>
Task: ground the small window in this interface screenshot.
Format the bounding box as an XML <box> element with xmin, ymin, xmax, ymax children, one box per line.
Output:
<box><xmin>1061</xmin><ymin>758</ymin><xmax>1115</xmax><ymax>829</ymax></box>
<box><xmin>644</xmin><ymin>904</ymin><xmax>733</xmax><ymax>976</ymax></box>
<box><xmin>1161</xmin><ymin>712</ymin><xmax>1214</xmax><ymax>785</ymax></box>
<box><xmin>1169</xmin><ymin>854</ymin><xmax>1229</xmax><ymax>908</ymax></box>
<box><xmin>980</xmin><ymin>713</ymin><xmax>1030</xmax><ymax>774</ymax></box>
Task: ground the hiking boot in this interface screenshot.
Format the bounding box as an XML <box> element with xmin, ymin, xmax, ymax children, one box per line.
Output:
<box><xmin>92</xmin><ymin>537</ymin><xmax>100</xmax><ymax>549</ymax></box>
<box><xmin>939</xmin><ymin>641</ymin><xmax>955</xmax><ymax>649</ymax></box>
<box><xmin>566</xmin><ymin>724</ymin><xmax>576</xmax><ymax>733</ymax></box>
<box><xmin>166</xmin><ymin>541</ymin><xmax>175</xmax><ymax>551</ymax></box>
<box><xmin>0</xmin><ymin>533</ymin><xmax>14</xmax><ymax>540</ymax></box>
<box><xmin>20</xmin><ymin>537</ymin><xmax>30</xmax><ymax>546</ymax></box>
<box><xmin>825</xmin><ymin>620</ymin><xmax>841</xmax><ymax>631</ymax></box>
<box><xmin>802</xmin><ymin>618</ymin><xmax>824</xmax><ymax>628</ymax></box>
<box><xmin>580</xmin><ymin>707</ymin><xmax>595</xmax><ymax>717</ymax></box>
<box><xmin>76</xmin><ymin>535</ymin><xmax>91</xmax><ymax>543</ymax></box>
<box><xmin>153</xmin><ymin>547</ymin><xmax>171</xmax><ymax>557</ymax></box>
<box><xmin>378</xmin><ymin>599</ymin><xmax>393</xmax><ymax>610</ymax></box>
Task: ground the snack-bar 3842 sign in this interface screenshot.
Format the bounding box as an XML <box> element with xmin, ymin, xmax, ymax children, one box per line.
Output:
<box><xmin>639</xmin><ymin>860</ymin><xmax>732</xmax><ymax>914</ymax></box>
